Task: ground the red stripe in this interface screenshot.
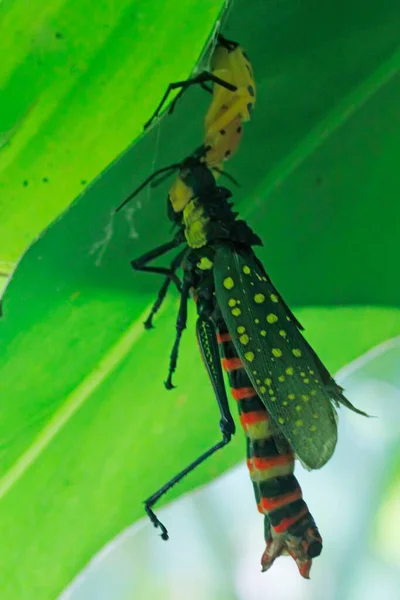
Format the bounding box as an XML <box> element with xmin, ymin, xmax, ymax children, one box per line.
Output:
<box><xmin>217</xmin><ymin>332</ymin><xmax>232</xmax><ymax>343</ymax></box>
<box><xmin>221</xmin><ymin>357</ymin><xmax>243</xmax><ymax>371</ymax></box>
<box><xmin>252</xmin><ymin>454</ymin><xmax>293</xmax><ymax>470</ymax></box>
<box><xmin>231</xmin><ymin>386</ymin><xmax>256</xmax><ymax>401</ymax></box>
<box><xmin>273</xmin><ymin>507</ymin><xmax>309</xmax><ymax>534</ymax></box>
<box><xmin>240</xmin><ymin>411</ymin><xmax>268</xmax><ymax>427</ymax></box>
<box><xmin>260</xmin><ymin>489</ymin><xmax>302</xmax><ymax>512</ymax></box>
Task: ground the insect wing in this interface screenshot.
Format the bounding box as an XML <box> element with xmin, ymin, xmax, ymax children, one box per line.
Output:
<box><xmin>213</xmin><ymin>246</ymin><xmax>337</xmax><ymax>469</ymax></box>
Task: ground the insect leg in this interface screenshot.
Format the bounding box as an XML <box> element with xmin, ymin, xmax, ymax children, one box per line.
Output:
<box><xmin>144</xmin><ymin>281</ymin><xmax>235</xmax><ymax>539</ymax></box>
<box><xmin>196</xmin><ymin>316</ymin><xmax>235</xmax><ymax>439</ymax></box>
<box><xmin>144</xmin><ymin>433</ymin><xmax>232</xmax><ymax>540</ymax></box>
<box><xmin>144</xmin><ymin>72</ymin><xmax>237</xmax><ymax>129</ymax></box>
<box><xmin>143</xmin><ymin>249</ymin><xmax>186</xmax><ymax>330</ymax></box>
<box><xmin>164</xmin><ymin>275</ymin><xmax>191</xmax><ymax>389</ymax></box>
<box><xmin>131</xmin><ymin>236</ymin><xmax>185</xmax><ymax>293</ymax></box>
<box><xmin>144</xmin><ymin>319</ymin><xmax>235</xmax><ymax>538</ymax></box>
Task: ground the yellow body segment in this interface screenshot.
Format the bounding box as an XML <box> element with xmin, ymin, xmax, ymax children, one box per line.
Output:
<box><xmin>183</xmin><ymin>199</ymin><xmax>209</xmax><ymax>248</ymax></box>
<box><xmin>169</xmin><ymin>174</ymin><xmax>193</xmax><ymax>213</ymax></box>
<box><xmin>205</xmin><ymin>44</ymin><xmax>256</xmax><ymax>134</ymax></box>
<box><xmin>203</xmin><ymin>40</ymin><xmax>256</xmax><ymax>169</ymax></box>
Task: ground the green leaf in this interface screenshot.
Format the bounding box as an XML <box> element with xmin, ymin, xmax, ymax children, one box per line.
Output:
<box><xmin>0</xmin><ymin>0</ymin><xmax>223</xmax><ymax>266</ymax></box>
<box><xmin>1</xmin><ymin>0</ymin><xmax>400</xmax><ymax>598</ymax></box>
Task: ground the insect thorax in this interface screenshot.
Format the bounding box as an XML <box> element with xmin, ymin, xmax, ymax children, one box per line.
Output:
<box><xmin>181</xmin><ymin>186</ymin><xmax>262</xmax><ymax>250</ymax></box>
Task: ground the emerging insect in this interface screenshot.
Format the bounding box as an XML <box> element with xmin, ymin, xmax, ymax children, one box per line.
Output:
<box><xmin>144</xmin><ymin>34</ymin><xmax>256</xmax><ymax>175</ymax></box>
<box><xmin>116</xmin><ymin>158</ymin><xmax>368</xmax><ymax>577</ymax></box>
<box><xmin>116</xmin><ymin>35</ymin><xmax>256</xmax><ymax>328</ymax></box>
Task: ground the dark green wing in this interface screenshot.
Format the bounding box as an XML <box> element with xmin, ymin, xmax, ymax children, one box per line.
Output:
<box><xmin>213</xmin><ymin>245</ymin><xmax>338</xmax><ymax>470</ymax></box>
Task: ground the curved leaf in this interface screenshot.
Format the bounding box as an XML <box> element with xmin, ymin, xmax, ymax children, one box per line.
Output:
<box><xmin>1</xmin><ymin>0</ymin><xmax>400</xmax><ymax>597</ymax></box>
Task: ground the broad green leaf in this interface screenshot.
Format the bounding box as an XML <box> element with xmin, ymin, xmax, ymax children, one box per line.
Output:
<box><xmin>0</xmin><ymin>0</ymin><xmax>223</xmax><ymax>265</ymax></box>
<box><xmin>1</xmin><ymin>0</ymin><xmax>400</xmax><ymax>598</ymax></box>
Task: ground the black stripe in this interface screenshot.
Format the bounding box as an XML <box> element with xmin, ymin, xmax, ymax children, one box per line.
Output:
<box><xmin>238</xmin><ymin>395</ymin><xmax>266</xmax><ymax>414</ymax></box>
<box><xmin>259</xmin><ymin>474</ymin><xmax>299</xmax><ymax>499</ymax></box>
<box><xmin>287</xmin><ymin>512</ymin><xmax>317</xmax><ymax>537</ymax></box>
<box><xmin>219</xmin><ymin>339</ymin><xmax>238</xmax><ymax>359</ymax></box>
<box><xmin>268</xmin><ymin>499</ymin><xmax>307</xmax><ymax>527</ymax></box>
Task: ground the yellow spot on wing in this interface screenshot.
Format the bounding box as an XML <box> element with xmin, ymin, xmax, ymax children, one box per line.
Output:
<box><xmin>288</xmin><ymin>393</ymin><xmax>295</xmax><ymax>400</ymax></box>
<box><xmin>255</xmin><ymin>318</ymin><xmax>260</xmax><ymax>324</ymax></box>
<box><xmin>304</xmin><ymin>378</ymin><xmax>310</xmax><ymax>383</ymax></box>
<box><xmin>260</xmin><ymin>330</ymin><xmax>267</xmax><ymax>337</ymax></box>
<box><xmin>272</xmin><ymin>348</ymin><xmax>282</xmax><ymax>357</ymax></box>
<box><xmin>310</xmin><ymin>425</ymin><xmax>317</xmax><ymax>432</ymax></box>
<box><xmin>293</xmin><ymin>348</ymin><xmax>302</xmax><ymax>357</ymax></box>
<box><xmin>232</xmin><ymin>308</ymin><xmax>241</xmax><ymax>316</ymax></box>
<box><xmin>295</xmin><ymin>405</ymin><xmax>302</xmax><ymax>412</ymax></box>
<box><xmin>224</xmin><ymin>277</ymin><xmax>234</xmax><ymax>290</ymax></box>
<box><xmin>228</xmin><ymin>298</ymin><xmax>237</xmax><ymax>307</ymax></box>
<box><xmin>239</xmin><ymin>334</ymin><xmax>249</xmax><ymax>345</ymax></box>
<box><xmin>286</xmin><ymin>367</ymin><xmax>294</xmax><ymax>375</ymax></box>
<box><xmin>278</xmin><ymin>417</ymin><xmax>285</xmax><ymax>424</ymax></box>
<box><xmin>302</xmin><ymin>395</ymin><xmax>310</xmax><ymax>402</ymax></box>
<box><xmin>245</xmin><ymin>351</ymin><xmax>255</xmax><ymax>362</ymax></box>
<box><xmin>278</xmin><ymin>375</ymin><xmax>285</xmax><ymax>382</ymax></box>
<box><xmin>283</xmin><ymin>400</ymin><xmax>288</xmax><ymax>406</ymax></box>
<box><xmin>254</xmin><ymin>293</ymin><xmax>265</xmax><ymax>304</ymax></box>
<box><xmin>279</xmin><ymin>330</ymin><xmax>287</xmax><ymax>337</ymax></box>
<box><xmin>260</xmin><ymin>386</ymin><xmax>266</xmax><ymax>393</ymax></box>
<box><xmin>237</xmin><ymin>326</ymin><xmax>245</xmax><ymax>334</ymax></box>
<box><xmin>266</xmin><ymin>314</ymin><xmax>278</xmax><ymax>323</ymax></box>
<box><xmin>270</xmin><ymin>294</ymin><xmax>279</xmax><ymax>302</ymax></box>
<box><xmin>243</xmin><ymin>265</ymin><xmax>251</xmax><ymax>274</ymax></box>
<box><xmin>264</xmin><ymin>378</ymin><xmax>272</xmax><ymax>386</ymax></box>
<box><xmin>295</xmin><ymin>420</ymin><xmax>303</xmax><ymax>427</ymax></box>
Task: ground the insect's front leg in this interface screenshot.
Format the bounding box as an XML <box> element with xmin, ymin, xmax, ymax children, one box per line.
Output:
<box><xmin>144</xmin><ymin>72</ymin><xmax>237</xmax><ymax>129</ymax></box>
<box><xmin>142</xmin><ymin>248</ymin><xmax>187</xmax><ymax>330</ymax></box>
<box><xmin>131</xmin><ymin>235</ymin><xmax>184</xmax><ymax>288</ymax></box>
<box><xmin>164</xmin><ymin>270</ymin><xmax>192</xmax><ymax>390</ymax></box>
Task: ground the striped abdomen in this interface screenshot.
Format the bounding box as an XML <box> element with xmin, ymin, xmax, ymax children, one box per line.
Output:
<box><xmin>216</xmin><ymin>318</ymin><xmax>322</xmax><ymax>578</ymax></box>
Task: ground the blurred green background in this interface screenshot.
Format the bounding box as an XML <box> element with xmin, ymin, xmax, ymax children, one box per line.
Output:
<box><xmin>0</xmin><ymin>0</ymin><xmax>399</xmax><ymax>598</ymax></box>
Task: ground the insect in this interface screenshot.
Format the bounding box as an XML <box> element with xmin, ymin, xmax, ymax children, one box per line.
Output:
<box><xmin>117</xmin><ymin>35</ymin><xmax>255</xmax><ymax>328</ymax></box>
<box><xmin>144</xmin><ymin>34</ymin><xmax>256</xmax><ymax>175</ymax></box>
<box><xmin>116</xmin><ymin>158</ymin><xmax>368</xmax><ymax>577</ymax></box>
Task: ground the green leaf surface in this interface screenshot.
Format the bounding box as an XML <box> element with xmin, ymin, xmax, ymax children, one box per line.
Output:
<box><xmin>0</xmin><ymin>0</ymin><xmax>223</xmax><ymax>265</ymax></box>
<box><xmin>1</xmin><ymin>0</ymin><xmax>400</xmax><ymax>598</ymax></box>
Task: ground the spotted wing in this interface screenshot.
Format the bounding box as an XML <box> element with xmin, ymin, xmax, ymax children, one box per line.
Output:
<box><xmin>213</xmin><ymin>245</ymin><xmax>338</xmax><ymax>470</ymax></box>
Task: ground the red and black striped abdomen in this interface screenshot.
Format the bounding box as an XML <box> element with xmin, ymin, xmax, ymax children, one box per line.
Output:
<box><xmin>216</xmin><ymin>318</ymin><xmax>322</xmax><ymax>578</ymax></box>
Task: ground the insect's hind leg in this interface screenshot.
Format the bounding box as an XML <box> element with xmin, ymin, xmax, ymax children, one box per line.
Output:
<box><xmin>144</xmin><ymin>288</ymin><xmax>235</xmax><ymax>540</ymax></box>
<box><xmin>144</xmin><ymin>72</ymin><xmax>237</xmax><ymax>129</ymax></box>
